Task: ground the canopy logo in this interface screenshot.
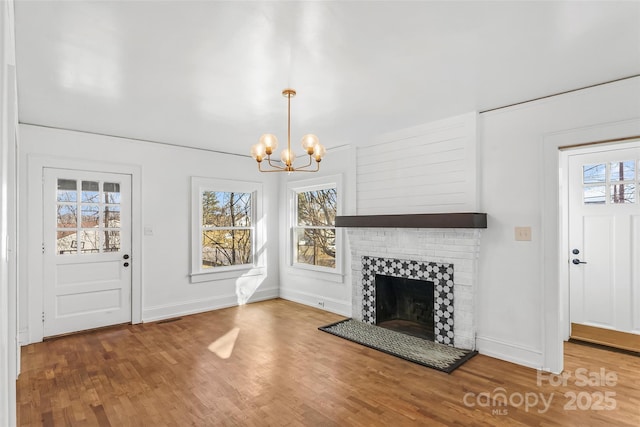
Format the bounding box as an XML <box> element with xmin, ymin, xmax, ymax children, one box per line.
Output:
<box><xmin>462</xmin><ymin>368</ymin><xmax>618</xmax><ymax>416</ymax></box>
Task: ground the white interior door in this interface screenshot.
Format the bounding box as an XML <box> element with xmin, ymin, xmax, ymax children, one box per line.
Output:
<box><xmin>568</xmin><ymin>145</ymin><xmax>640</xmax><ymax>335</ymax></box>
<box><xmin>43</xmin><ymin>168</ymin><xmax>132</xmax><ymax>337</ymax></box>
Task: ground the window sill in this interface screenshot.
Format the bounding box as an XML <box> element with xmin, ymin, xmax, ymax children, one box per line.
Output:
<box><xmin>190</xmin><ymin>266</ymin><xmax>265</xmax><ymax>283</ymax></box>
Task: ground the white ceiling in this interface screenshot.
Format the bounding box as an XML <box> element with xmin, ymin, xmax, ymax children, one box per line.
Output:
<box><xmin>14</xmin><ymin>1</ymin><xmax>640</xmax><ymax>156</ymax></box>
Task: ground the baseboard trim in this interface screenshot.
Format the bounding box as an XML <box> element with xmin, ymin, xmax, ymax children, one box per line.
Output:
<box><xmin>476</xmin><ymin>335</ymin><xmax>543</xmax><ymax>370</ymax></box>
<box><xmin>279</xmin><ymin>288</ymin><xmax>351</xmax><ymax>317</ymax></box>
<box><xmin>142</xmin><ymin>288</ymin><xmax>279</xmax><ymax>322</ymax></box>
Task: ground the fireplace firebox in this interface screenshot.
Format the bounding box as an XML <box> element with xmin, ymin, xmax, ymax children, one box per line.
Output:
<box><xmin>361</xmin><ymin>256</ymin><xmax>455</xmax><ymax>346</ymax></box>
<box><xmin>375</xmin><ymin>275</ymin><xmax>434</xmax><ymax>341</ymax></box>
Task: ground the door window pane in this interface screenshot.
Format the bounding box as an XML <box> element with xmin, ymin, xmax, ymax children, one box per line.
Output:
<box><xmin>57</xmin><ymin>205</ymin><xmax>77</xmax><ymax>228</ymax></box>
<box><xmin>103</xmin><ymin>182</ymin><xmax>121</xmax><ymax>204</ymax></box>
<box><xmin>583</xmin><ymin>186</ymin><xmax>606</xmax><ymax>204</ymax></box>
<box><xmin>583</xmin><ymin>164</ymin><xmax>606</xmax><ymax>184</ymax></box>
<box><xmin>57</xmin><ymin>231</ymin><xmax>77</xmax><ymax>255</ymax></box>
<box><xmin>80</xmin><ymin>230</ymin><xmax>100</xmax><ymax>253</ymax></box>
<box><xmin>57</xmin><ymin>179</ymin><xmax>77</xmax><ymax>202</ymax></box>
<box><xmin>611</xmin><ymin>183</ymin><xmax>635</xmax><ymax>204</ymax></box>
<box><xmin>609</xmin><ymin>161</ymin><xmax>635</xmax><ymax>182</ymax></box>
<box><xmin>81</xmin><ymin>181</ymin><xmax>100</xmax><ymax>203</ymax></box>
<box><xmin>104</xmin><ymin>206</ymin><xmax>121</xmax><ymax>227</ymax></box>
<box><xmin>102</xmin><ymin>231</ymin><xmax>120</xmax><ymax>252</ymax></box>
<box><xmin>81</xmin><ymin>205</ymin><xmax>100</xmax><ymax>227</ymax></box>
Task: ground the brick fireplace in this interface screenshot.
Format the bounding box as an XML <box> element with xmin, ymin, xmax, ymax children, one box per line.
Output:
<box><xmin>345</xmin><ymin>226</ymin><xmax>482</xmax><ymax>350</ymax></box>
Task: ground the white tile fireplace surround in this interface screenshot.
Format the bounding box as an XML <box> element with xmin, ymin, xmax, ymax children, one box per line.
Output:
<box><xmin>346</xmin><ymin>228</ymin><xmax>482</xmax><ymax>350</ymax></box>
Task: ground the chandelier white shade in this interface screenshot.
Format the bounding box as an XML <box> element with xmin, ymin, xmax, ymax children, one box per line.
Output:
<box><xmin>251</xmin><ymin>88</ymin><xmax>326</xmax><ymax>172</ymax></box>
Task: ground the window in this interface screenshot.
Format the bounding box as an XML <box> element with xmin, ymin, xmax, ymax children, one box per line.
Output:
<box><xmin>201</xmin><ymin>191</ymin><xmax>252</xmax><ymax>268</ymax></box>
<box><xmin>191</xmin><ymin>178</ymin><xmax>262</xmax><ymax>281</ymax></box>
<box><xmin>289</xmin><ymin>176</ymin><xmax>342</xmax><ymax>273</ymax></box>
<box><xmin>56</xmin><ymin>179</ymin><xmax>122</xmax><ymax>254</ymax></box>
<box><xmin>583</xmin><ymin>160</ymin><xmax>637</xmax><ymax>205</ymax></box>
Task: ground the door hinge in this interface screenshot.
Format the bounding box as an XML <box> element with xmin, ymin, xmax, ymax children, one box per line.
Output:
<box><xmin>42</xmin><ymin>312</ymin><xmax>45</xmax><ymax>322</ymax></box>
<box><xmin>42</xmin><ymin>243</ymin><xmax>45</xmax><ymax>254</ymax></box>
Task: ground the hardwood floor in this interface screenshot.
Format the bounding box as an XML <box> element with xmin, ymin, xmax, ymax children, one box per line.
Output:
<box><xmin>17</xmin><ymin>299</ymin><xmax>640</xmax><ymax>426</ymax></box>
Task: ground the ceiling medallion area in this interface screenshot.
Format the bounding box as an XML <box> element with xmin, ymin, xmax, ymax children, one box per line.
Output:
<box><xmin>250</xmin><ymin>88</ymin><xmax>326</xmax><ymax>173</ymax></box>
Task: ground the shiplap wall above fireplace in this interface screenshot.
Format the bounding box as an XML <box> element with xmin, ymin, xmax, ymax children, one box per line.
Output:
<box><xmin>356</xmin><ymin>112</ymin><xmax>478</xmax><ymax>215</ymax></box>
<box><xmin>345</xmin><ymin>112</ymin><xmax>482</xmax><ymax>350</ymax></box>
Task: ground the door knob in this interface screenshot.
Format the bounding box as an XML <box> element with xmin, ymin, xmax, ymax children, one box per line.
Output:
<box><xmin>124</xmin><ymin>262</ymin><xmax>130</xmax><ymax>267</ymax></box>
<box><xmin>123</xmin><ymin>254</ymin><xmax>130</xmax><ymax>259</ymax></box>
<box><xmin>572</xmin><ymin>259</ymin><xmax>587</xmax><ymax>265</ymax></box>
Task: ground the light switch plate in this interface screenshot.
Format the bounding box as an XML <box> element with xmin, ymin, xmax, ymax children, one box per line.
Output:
<box><xmin>515</xmin><ymin>226</ymin><xmax>532</xmax><ymax>241</ymax></box>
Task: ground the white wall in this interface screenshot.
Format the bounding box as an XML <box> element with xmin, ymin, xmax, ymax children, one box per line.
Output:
<box><xmin>278</xmin><ymin>78</ymin><xmax>640</xmax><ymax>372</ymax></box>
<box><xmin>477</xmin><ymin>77</ymin><xmax>640</xmax><ymax>370</ymax></box>
<box><xmin>278</xmin><ymin>145</ymin><xmax>357</xmax><ymax>316</ymax></box>
<box><xmin>1</xmin><ymin>0</ymin><xmax>18</xmax><ymax>425</ymax></box>
<box><xmin>18</xmin><ymin>125</ymin><xmax>280</xmax><ymax>343</ymax></box>
<box><xmin>357</xmin><ymin>112</ymin><xmax>478</xmax><ymax>214</ymax></box>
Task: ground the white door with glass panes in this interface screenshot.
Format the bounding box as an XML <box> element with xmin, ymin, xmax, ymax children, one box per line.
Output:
<box><xmin>568</xmin><ymin>145</ymin><xmax>640</xmax><ymax>335</ymax></box>
<box><xmin>43</xmin><ymin>168</ymin><xmax>132</xmax><ymax>337</ymax></box>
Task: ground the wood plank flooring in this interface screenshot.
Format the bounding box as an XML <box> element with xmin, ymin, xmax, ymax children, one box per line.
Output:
<box><xmin>17</xmin><ymin>299</ymin><xmax>640</xmax><ymax>426</ymax></box>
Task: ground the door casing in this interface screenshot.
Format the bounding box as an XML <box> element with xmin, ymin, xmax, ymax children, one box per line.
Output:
<box><xmin>543</xmin><ymin>119</ymin><xmax>640</xmax><ymax>374</ymax></box>
<box><xmin>564</xmin><ymin>141</ymin><xmax>640</xmax><ymax>335</ymax></box>
<box><xmin>558</xmin><ymin>137</ymin><xmax>640</xmax><ymax>346</ymax></box>
<box><xmin>25</xmin><ymin>155</ymin><xmax>142</xmax><ymax>343</ymax></box>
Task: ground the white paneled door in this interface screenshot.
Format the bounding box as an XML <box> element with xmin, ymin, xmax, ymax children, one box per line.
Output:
<box><xmin>43</xmin><ymin>168</ymin><xmax>132</xmax><ymax>337</ymax></box>
<box><xmin>568</xmin><ymin>146</ymin><xmax>640</xmax><ymax>335</ymax></box>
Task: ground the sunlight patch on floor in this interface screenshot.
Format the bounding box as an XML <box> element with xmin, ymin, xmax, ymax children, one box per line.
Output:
<box><xmin>208</xmin><ymin>327</ymin><xmax>240</xmax><ymax>359</ymax></box>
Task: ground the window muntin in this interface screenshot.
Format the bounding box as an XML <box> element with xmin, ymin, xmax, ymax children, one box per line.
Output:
<box><xmin>200</xmin><ymin>191</ymin><xmax>253</xmax><ymax>269</ymax></box>
<box><xmin>191</xmin><ymin>177</ymin><xmax>262</xmax><ymax>280</ymax></box>
<box><xmin>292</xmin><ymin>186</ymin><xmax>338</xmax><ymax>270</ymax></box>
<box><xmin>582</xmin><ymin>160</ymin><xmax>637</xmax><ymax>205</ymax></box>
<box><xmin>56</xmin><ymin>179</ymin><xmax>122</xmax><ymax>255</ymax></box>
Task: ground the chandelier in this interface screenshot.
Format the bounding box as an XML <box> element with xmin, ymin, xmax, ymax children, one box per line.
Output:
<box><xmin>251</xmin><ymin>88</ymin><xmax>326</xmax><ymax>172</ymax></box>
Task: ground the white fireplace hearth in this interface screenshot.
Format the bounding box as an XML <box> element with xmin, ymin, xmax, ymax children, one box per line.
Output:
<box><xmin>346</xmin><ymin>228</ymin><xmax>482</xmax><ymax>350</ymax></box>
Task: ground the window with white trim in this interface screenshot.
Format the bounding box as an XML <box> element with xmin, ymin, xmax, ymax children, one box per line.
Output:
<box><xmin>191</xmin><ymin>178</ymin><xmax>262</xmax><ymax>281</ymax></box>
<box><xmin>201</xmin><ymin>191</ymin><xmax>252</xmax><ymax>267</ymax></box>
<box><xmin>289</xmin><ymin>176</ymin><xmax>342</xmax><ymax>273</ymax></box>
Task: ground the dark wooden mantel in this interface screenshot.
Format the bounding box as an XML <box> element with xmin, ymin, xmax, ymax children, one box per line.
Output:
<box><xmin>335</xmin><ymin>213</ymin><xmax>487</xmax><ymax>229</ymax></box>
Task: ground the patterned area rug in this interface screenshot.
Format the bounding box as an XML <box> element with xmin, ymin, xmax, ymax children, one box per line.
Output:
<box><xmin>319</xmin><ymin>319</ymin><xmax>477</xmax><ymax>373</ymax></box>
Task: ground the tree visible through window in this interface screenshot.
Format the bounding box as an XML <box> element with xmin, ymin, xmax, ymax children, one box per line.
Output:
<box><xmin>294</xmin><ymin>187</ymin><xmax>337</xmax><ymax>268</ymax></box>
<box><xmin>583</xmin><ymin>160</ymin><xmax>636</xmax><ymax>205</ymax></box>
<box><xmin>201</xmin><ymin>191</ymin><xmax>253</xmax><ymax>268</ymax></box>
<box><xmin>56</xmin><ymin>179</ymin><xmax>122</xmax><ymax>254</ymax></box>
